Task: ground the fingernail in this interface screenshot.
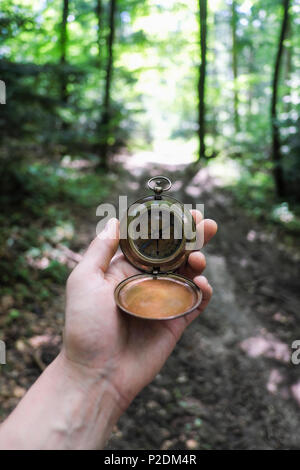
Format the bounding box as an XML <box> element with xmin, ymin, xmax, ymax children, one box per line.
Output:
<box><xmin>107</xmin><ymin>218</ymin><xmax>118</xmax><ymax>239</ymax></box>
<box><xmin>99</xmin><ymin>218</ymin><xmax>118</xmax><ymax>239</ymax></box>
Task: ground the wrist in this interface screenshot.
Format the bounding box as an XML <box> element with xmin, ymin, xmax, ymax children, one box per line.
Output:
<box><xmin>44</xmin><ymin>351</ymin><xmax>125</xmax><ymax>449</ymax></box>
<box><xmin>0</xmin><ymin>351</ymin><xmax>124</xmax><ymax>450</ymax></box>
<box><xmin>59</xmin><ymin>348</ymin><xmax>131</xmax><ymax>414</ymax></box>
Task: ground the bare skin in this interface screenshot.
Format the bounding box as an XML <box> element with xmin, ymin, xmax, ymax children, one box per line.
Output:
<box><xmin>0</xmin><ymin>212</ymin><xmax>217</xmax><ymax>449</ymax></box>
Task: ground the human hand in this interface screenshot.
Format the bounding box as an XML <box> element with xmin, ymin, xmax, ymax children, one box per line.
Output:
<box><xmin>0</xmin><ymin>211</ymin><xmax>217</xmax><ymax>450</ymax></box>
<box><xmin>62</xmin><ymin>211</ymin><xmax>217</xmax><ymax>410</ymax></box>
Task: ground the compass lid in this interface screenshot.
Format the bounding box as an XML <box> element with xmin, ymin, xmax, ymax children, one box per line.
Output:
<box><xmin>114</xmin><ymin>272</ymin><xmax>202</xmax><ymax>321</ymax></box>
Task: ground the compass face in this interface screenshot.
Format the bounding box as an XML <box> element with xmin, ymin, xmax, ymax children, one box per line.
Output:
<box><xmin>120</xmin><ymin>192</ymin><xmax>194</xmax><ymax>273</ymax></box>
<box><xmin>131</xmin><ymin>206</ymin><xmax>184</xmax><ymax>261</ymax></box>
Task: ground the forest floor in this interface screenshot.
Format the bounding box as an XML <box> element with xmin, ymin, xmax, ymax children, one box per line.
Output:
<box><xmin>1</xmin><ymin>152</ymin><xmax>300</xmax><ymax>450</ymax></box>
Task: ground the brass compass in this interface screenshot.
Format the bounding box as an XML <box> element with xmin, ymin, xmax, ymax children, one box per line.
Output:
<box><xmin>114</xmin><ymin>176</ymin><xmax>202</xmax><ymax>320</ymax></box>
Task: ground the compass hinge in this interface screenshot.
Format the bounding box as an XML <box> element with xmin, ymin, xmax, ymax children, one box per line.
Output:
<box><xmin>152</xmin><ymin>268</ymin><xmax>160</xmax><ymax>276</ymax></box>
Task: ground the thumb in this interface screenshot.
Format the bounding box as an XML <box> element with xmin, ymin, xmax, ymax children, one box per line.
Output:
<box><xmin>81</xmin><ymin>218</ymin><xmax>120</xmax><ymax>273</ymax></box>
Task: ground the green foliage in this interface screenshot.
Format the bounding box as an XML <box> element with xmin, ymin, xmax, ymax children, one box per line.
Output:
<box><xmin>1</xmin><ymin>0</ymin><xmax>298</xmax><ymax>182</ymax></box>
<box><xmin>229</xmin><ymin>167</ymin><xmax>275</xmax><ymax>217</ymax></box>
<box><xmin>282</xmin><ymin>117</ymin><xmax>300</xmax><ymax>199</ymax></box>
<box><xmin>8</xmin><ymin>309</ymin><xmax>21</xmax><ymax>320</ymax></box>
<box><xmin>0</xmin><ymin>152</ymin><xmax>112</xmax><ymax>310</ymax></box>
<box><xmin>227</xmin><ymin>163</ymin><xmax>300</xmax><ymax>235</ymax></box>
<box><xmin>41</xmin><ymin>260</ymin><xmax>69</xmax><ymax>284</ymax></box>
<box><xmin>0</xmin><ymin>0</ymin><xmax>300</xmax><ymax>312</ymax></box>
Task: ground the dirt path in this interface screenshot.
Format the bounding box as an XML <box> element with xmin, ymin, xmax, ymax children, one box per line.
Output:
<box><xmin>106</xmin><ymin>159</ymin><xmax>300</xmax><ymax>450</ymax></box>
<box><xmin>1</xmin><ymin>157</ymin><xmax>299</xmax><ymax>449</ymax></box>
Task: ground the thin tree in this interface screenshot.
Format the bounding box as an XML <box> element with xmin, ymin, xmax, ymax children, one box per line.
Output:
<box><xmin>270</xmin><ymin>0</ymin><xmax>290</xmax><ymax>198</ymax></box>
<box><xmin>60</xmin><ymin>0</ymin><xmax>69</xmax><ymax>104</ymax></box>
<box><xmin>197</xmin><ymin>0</ymin><xmax>207</xmax><ymax>161</ymax></box>
<box><xmin>231</xmin><ymin>0</ymin><xmax>239</xmax><ymax>132</ymax></box>
<box><xmin>247</xmin><ymin>43</ymin><xmax>254</xmax><ymax>122</ymax></box>
<box><xmin>98</xmin><ymin>0</ymin><xmax>116</xmax><ymax>168</ymax></box>
<box><xmin>95</xmin><ymin>0</ymin><xmax>103</xmax><ymax>67</ymax></box>
<box><xmin>283</xmin><ymin>17</ymin><xmax>293</xmax><ymax>113</ymax></box>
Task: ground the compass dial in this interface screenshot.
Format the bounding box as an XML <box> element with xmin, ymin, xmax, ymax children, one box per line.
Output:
<box><xmin>132</xmin><ymin>208</ymin><xmax>183</xmax><ymax>260</ymax></box>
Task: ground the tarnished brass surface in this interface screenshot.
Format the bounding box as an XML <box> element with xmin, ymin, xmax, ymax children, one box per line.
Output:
<box><xmin>115</xmin><ymin>273</ymin><xmax>202</xmax><ymax>320</ymax></box>
<box><xmin>114</xmin><ymin>176</ymin><xmax>202</xmax><ymax>320</ymax></box>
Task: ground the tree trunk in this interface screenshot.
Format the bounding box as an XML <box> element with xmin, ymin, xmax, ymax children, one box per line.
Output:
<box><xmin>231</xmin><ymin>0</ymin><xmax>239</xmax><ymax>133</ymax></box>
<box><xmin>247</xmin><ymin>44</ymin><xmax>254</xmax><ymax>121</ymax></box>
<box><xmin>60</xmin><ymin>0</ymin><xmax>69</xmax><ymax>104</ymax></box>
<box><xmin>197</xmin><ymin>0</ymin><xmax>207</xmax><ymax>161</ymax></box>
<box><xmin>98</xmin><ymin>0</ymin><xmax>116</xmax><ymax>169</ymax></box>
<box><xmin>198</xmin><ymin>0</ymin><xmax>207</xmax><ymax>161</ymax></box>
<box><xmin>270</xmin><ymin>0</ymin><xmax>290</xmax><ymax>198</ymax></box>
<box><xmin>283</xmin><ymin>18</ymin><xmax>292</xmax><ymax>113</ymax></box>
<box><xmin>95</xmin><ymin>0</ymin><xmax>103</xmax><ymax>67</ymax></box>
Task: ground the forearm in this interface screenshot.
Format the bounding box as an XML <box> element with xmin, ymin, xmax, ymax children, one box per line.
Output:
<box><xmin>0</xmin><ymin>352</ymin><xmax>123</xmax><ymax>450</ymax></box>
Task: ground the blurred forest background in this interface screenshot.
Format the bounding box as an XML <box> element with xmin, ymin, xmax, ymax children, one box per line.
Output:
<box><xmin>1</xmin><ymin>0</ymin><xmax>300</xmax><ymax>450</ymax></box>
